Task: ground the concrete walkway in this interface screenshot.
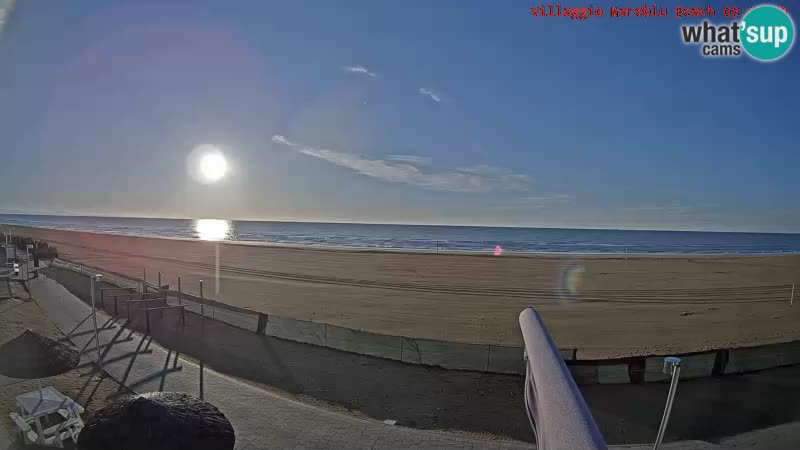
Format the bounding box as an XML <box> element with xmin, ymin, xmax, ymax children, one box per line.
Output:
<box><xmin>0</xmin><ymin>424</ymin><xmax>12</xmax><ymax>450</ymax></box>
<box><xmin>29</xmin><ymin>275</ymin><xmax>533</xmax><ymax>450</ymax></box>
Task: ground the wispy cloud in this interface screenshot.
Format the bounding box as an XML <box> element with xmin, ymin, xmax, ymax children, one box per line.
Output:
<box><xmin>384</xmin><ymin>155</ymin><xmax>433</xmax><ymax>167</ymax></box>
<box><xmin>342</xmin><ymin>65</ymin><xmax>377</xmax><ymax>77</ymax></box>
<box><xmin>419</xmin><ymin>88</ymin><xmax>441</xmax><ymax>103</ymax></box>
<box><xmin>622</xmin><ymin>203</ymin><xmax>720</xmax><ymax>215</ymax></box>
<box><xmin>494</xmin><ymin>194</ymin><xmax>576</xmax><ymax>211</ymax></box>
<box><xmin>272</xmin><ymin>135</ymin><xmax>530</xmax><ymax>193</ymax></box>
<box><xmin>620</xmin><ymin>204</ymin><xmax>722</xmax><ymax>224</ymax></box>
<box><xmin>0</xmin><ymin>0</ymin><xmax>15</xmax><ymax>33</ymax></box>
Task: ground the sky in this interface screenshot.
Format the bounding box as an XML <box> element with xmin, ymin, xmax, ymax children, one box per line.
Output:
<box><xmin>1</xmin><ymin>0</ymin><xmax>798</xmax><ymax>232</ymax></box>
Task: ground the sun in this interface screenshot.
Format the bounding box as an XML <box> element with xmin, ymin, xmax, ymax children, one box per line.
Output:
<box><xmin>199</xmin><ymin>151</ymin><xmax>228</xmax><ymax>183</ymax></box>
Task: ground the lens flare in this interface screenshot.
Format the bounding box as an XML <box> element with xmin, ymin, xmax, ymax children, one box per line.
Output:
<box><xmin>558</xmin><ymin>263</ymin><xmax>590</xmax><ymax>303</ymax></box>
<box><xmin>194</xmin><ymin>219</ymin><xmax>231</xmax><ymax>241</ymax></box>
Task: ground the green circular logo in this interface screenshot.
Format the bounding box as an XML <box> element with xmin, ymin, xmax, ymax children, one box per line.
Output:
<box><xmin>741</xmin><ymin>5</ymin><xmax>795</xmax><ymax>62</ymax></box>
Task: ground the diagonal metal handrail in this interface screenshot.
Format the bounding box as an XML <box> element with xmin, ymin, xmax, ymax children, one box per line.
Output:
<box><xmin>519</xmin><ymin>307</ymin><xmax>607</xmax><ymax>450</ymax></box>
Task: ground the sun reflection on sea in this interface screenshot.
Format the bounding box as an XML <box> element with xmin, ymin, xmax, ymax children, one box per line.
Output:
<box><xmin>194</xmin><ymin>219</ymin><xmax>232</xmax><ymax>241</ymax></box>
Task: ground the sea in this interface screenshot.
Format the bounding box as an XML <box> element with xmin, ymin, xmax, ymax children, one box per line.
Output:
<box><xmin>1</xmin><ymin>214</ymin><xmax>799</xmax><ymax>255</ymax></box>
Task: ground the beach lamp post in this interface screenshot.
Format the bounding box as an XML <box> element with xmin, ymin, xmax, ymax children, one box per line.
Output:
<box><xmin>653</xmin><ymin>356</ymin><xmax>681</xmax><ymax>450</ymax></box>
<box><xmin>90</xmin><ymin>274</ymin><xmax>104</xmax><ymax>373</ymax></box>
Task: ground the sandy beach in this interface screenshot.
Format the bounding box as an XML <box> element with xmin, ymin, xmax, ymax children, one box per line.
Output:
<box><xmin>10</xmin><ymin>225</ymin><xmax>800</xmax><ymax>358</ymax></box>
<box><xmin>0</xmin><ymin>283</ymin><xmax>126</xmax><ymax>443</ymax></box>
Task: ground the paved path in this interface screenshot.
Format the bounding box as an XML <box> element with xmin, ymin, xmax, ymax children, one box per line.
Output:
<box><xmin>29</xmin><ymin>276</ymin><xmax>533</xmax><ymax>450</ymax></box>
<box><xmin>615</xmin><ymin>422</ymin><xmax>800</xmax><ymax>449</ymax></box>
<box><xmin>0</xmin><ymin>424</ymin><xmax>12</xmax><ymax>450</ymax></box>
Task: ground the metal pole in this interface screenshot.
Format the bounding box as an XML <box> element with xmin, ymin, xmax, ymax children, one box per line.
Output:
<box><xmin>142</xmin><ymin>267</ymin><xmax>147</xmax><ymax>294</ymax></box>
<box><xmin>199</xmin><ymin>361</ymin><xmax>205</xmax><ymax>400</ymax></box>
<box><xmin>215</xmin><ymin>243</ymin><xmax>220</xmax><ymax>297</ymax></box>
<box><xmin>200</xmin><ymin>280</ymin><xmax>204</xmax><ymax>317</ymax></box>
<box><xmin>653</xmin><ymin>357</ymin><xmax>681</xmax><ymax>450</ymax></box>
<box><xmin>177</xmin><ymin>277</ymin><xmax>182</xmax><ymax>305</ymax></box>
<box><xmin>25</xmin><ymin>246</ymin><xmax>29</xmax><ymax>280</ymax></box>
<box><xmin>199</xmin><ymin>279</ymin><xmax>205</xmax><ymax>400</ymax></box>
<box><xmin>158</xmin><ymin>272</ymin><xmax>162</xmax><ymax>290</ymax></box>
<box><xmin>791</xmin><ymin>283</ymin><xmax>795</xmax><ymax>306</ymax></box>
<box><xmin>90</xmin><ymin>275</ymin><xmax>104</xmax><ymax>373</ymax></box>
<box><xmin>25</xmin><ymin>245</ymin><xmax>32</xmax><ymax>298</ymax></box>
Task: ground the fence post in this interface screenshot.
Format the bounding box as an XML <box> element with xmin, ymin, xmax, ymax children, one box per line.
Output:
<box><xmin>90</xmin><ymin>275</ymin><xmax>104</xmax><ymax>373</ymax></box>
<box><xmin>256</xmin><ymin>313</ymin><xmax>268</xmax><ymax>335</ymax></box>
<box><xmin>114</xmin><ymin>296</ymin><xmax>118</xmax><ymax>316</ymax></box>
<box><xmin>158</xmin><ymin>272</ymin><xmax>162</xmax><ymax>291</ymax></box>
<box><xmin>199</xmin><ymin>361</ymin><xmax>204</xmax><ymax>400</ymax></box>
<box><xmin>142</xmin><ymin>267</ymin><xmax>146</xmax><ymax>294</ymax></box>
<box><xmin>177</xmin><ymin>277</ymin><xmax>182</xmax><ymax>305</ymax></box>
<box><xmin>200</xmin><ymin>280</ymin><xmax>204</xmax><ymax>318</ymax></box>
<box><xmin>146</xmin><ymin>307</ymin><xmax>150</xmax><ymax>333</ymax></box>
<box><xmin>791</xmin><ymin>283</ymin><xmax>795</xmax><ymax>306</ymax></box>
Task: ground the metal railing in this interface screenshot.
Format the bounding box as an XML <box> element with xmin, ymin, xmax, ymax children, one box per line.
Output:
<box><xmin>519</xmin><ymin>307</ymin><xmax>607</xmax><ymax>450</ymax></box>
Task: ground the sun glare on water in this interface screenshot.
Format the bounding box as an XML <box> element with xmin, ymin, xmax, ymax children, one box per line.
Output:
<box><xmin>195</xmin><ymin>219</ymin><xmax>231</xmax><ymax>241</ymax></box>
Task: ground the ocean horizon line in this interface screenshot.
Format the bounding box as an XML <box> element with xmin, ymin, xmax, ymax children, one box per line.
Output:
<box><xmin>2</xmin><ymin>213</ymin><xmax>800</xmax><ymax>255</ymax></box>
<box><xmin>0</xmin><ymin>212</ymin><xmax>797</xmax><ymax>236</ymax></box>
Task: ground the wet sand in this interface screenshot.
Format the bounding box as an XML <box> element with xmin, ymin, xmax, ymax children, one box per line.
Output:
<box><xmin>11</xmin><ymin>225</ymin><xmax>800</xmax><ymax>357</ymax></box>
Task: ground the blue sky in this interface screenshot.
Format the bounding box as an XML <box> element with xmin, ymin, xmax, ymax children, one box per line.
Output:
<box><xmin>1</xmin><ymin>0</ymin><xmax>798</xmax><ymax>232</ymax></box>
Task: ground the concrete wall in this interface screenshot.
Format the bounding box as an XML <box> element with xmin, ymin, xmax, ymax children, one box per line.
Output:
<box><xmin>326</xmin><ymin>325</ymin><xmax>403</xmax><ymax>360</ymax></box>
<box><xmin>265</xmin><ymin>316</ymin><xmax>326</xmax><ymax>346</ymax></box>
<box><xmin>645</xmin><ymin>352</ymin><xmax>716</xmax><ymax>381</ymax></box>
<box><xmin>166</xmin><ymin>290</ymin><xmax>259</xmax><ymax>333</ymax></box>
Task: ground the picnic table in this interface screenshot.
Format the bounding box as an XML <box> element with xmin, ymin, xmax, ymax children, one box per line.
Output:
<box><xmin>16</xmin><ymin>386</ymin><xmax>83</xmax><ymax>417</ymax></box>
<box><xmin>11</xmin><ymin>386</ymin><xmax>85</xmax><ymax>447</ymax></box>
